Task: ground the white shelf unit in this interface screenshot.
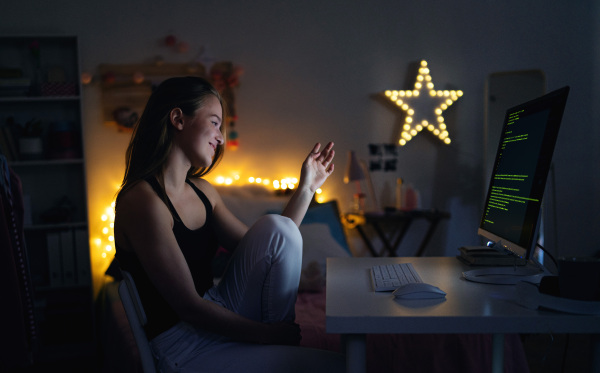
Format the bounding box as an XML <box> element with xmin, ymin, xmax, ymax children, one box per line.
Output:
<box><xmin>0</xmin><ymin>35</ymin><xmax>94</xmax><ymax>361</ymax></box>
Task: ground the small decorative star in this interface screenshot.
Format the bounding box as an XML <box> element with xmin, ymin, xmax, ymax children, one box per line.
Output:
<box><xmin>383</xmin><ymin>60</ymin><xmax>463</xmax><ymax>146</ymax></box>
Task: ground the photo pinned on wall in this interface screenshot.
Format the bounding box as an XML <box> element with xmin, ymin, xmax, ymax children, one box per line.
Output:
<box><xmin>368</xmin><ymin>143</ymin><xmax>399</xmax><ymax>172</ymax></box>
<box><xmin>369</xmin><ymin>159</ymin><xmax>382</xmax><ymax>171</ymax></box>
<box><xmin>368</xmin><ymin>144</ymin><xmax>383</xmax><ymax>157</ymax></box>
<box><xmin>384</xmin><ymin>159</ymin><xmax>397</xmax><ymax>171</ymax></box>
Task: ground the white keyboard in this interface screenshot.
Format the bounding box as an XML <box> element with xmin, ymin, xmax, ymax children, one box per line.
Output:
<box><xmin>371</xmin><ymin>263</ymin><xmax>423</xmax><ymax>291</ymax></box>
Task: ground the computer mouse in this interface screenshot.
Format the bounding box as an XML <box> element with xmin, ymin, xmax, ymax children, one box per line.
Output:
<box><xmin>393</xmin><ymin>283</ymin><xmax>447</xmax><ymax>299</ymax></box>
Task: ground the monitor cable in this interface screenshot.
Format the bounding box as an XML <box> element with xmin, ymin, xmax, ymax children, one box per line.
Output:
<box><xmin>535</xmin><ymin>242</ymin><xmax>558</xmax><ymax>273</ymax></box>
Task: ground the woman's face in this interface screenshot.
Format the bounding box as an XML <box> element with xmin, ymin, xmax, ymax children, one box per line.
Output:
<box><xmin>177</xmin><ymin>95</ymin><xmax>224</xmax><ymax>168</ymax></box>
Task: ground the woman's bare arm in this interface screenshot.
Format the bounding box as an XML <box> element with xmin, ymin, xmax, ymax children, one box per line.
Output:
<box><xmin>282</xmin><ymin>142</ymin><xmax>335</xmax><ymax>226</ymax></box>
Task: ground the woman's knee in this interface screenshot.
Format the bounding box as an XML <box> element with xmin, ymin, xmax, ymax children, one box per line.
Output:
<box><xmin>254</xmin><ymin>215</ymin><xmax>302</xmax><ymax>250</ymax></box>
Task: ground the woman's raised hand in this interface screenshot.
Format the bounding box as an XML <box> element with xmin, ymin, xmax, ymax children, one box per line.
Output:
<box><xmin>300</xmin><ymin>142</ymin><xmax>335</xmax><ymax>193</ymax></box>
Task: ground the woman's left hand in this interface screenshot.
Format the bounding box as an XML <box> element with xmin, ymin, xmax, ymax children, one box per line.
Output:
<box><xmin>299</xmin><ymin>142</ymin><xmax>335</xmax><ymax>193</ymax></box>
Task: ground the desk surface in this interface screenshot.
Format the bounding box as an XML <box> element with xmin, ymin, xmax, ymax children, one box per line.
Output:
<box><xmin>326</xmin><ymin>257</ymin><xmax>600</xmax><ymax>335</ymax></box>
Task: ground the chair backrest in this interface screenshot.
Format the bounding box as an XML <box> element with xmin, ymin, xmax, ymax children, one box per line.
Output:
<box><xmin>118</xmin><ymin>270</ymin><xmax>157</xmax><ymax>373</ymax></box>
<box><xmin>1</xmin><ymin>158</ymin><xmax>37</xmax><ymax>369</ymax></box>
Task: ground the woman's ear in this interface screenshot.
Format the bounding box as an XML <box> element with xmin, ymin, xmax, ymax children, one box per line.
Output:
<box><xmin>169</xmin><ymin>108</ymin><xmax>185</xmax><ymax>130</ymax></box>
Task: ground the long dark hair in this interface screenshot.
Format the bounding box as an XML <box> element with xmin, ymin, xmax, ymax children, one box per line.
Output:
<box><xmin>116</xmin><ymin>76</ymin><xmax>226</xmax><ymax>206</ymax></box>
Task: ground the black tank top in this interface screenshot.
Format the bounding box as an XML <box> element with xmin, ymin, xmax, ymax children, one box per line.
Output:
<box><xmin>115</xmin><ymin>177</ymin><xmax>219</xmax><ymax>339</ymax></box>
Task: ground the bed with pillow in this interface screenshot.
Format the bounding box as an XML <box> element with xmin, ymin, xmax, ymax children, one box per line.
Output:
<box><xmin>99</xmin><ymin>186</ymin><xmax>529</xmax><ymax>372</ymax></box>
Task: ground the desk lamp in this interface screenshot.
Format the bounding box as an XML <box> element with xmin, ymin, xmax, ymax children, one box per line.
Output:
<box><xmin>344</xmin><ymin>151</ymin><xmax>366</xmax><ymax>213</ymax></box>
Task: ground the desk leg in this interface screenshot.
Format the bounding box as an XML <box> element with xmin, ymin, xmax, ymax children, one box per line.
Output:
<box><xmin>492</xmin><ymin>334</ymin><xmax>504</xmax><ymax>373</ymax></box>
<box><xmin>342</xmin><ymin>334</ymin><xmax>366</xmax><ymax>373</ymax></box>
<box><xmin>355</xmin><ymin>226</ymin><xmax>380</xmax><ymax>257</ymax></box>
<box><xmin>414</xmin><ymin>217</ymin><xmax>441</xmax><ymax>257</ymax></box>
<box><xmin>592</xmin><ymin>334</ymin><xmax>600</xmax><ymax>373</ymax></box>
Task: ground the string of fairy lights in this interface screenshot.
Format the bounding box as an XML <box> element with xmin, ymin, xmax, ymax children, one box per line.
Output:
<box><xmin>96</xmin><ymin>175</ymin><xmax>324</xmax><ymax>262</ymax></box>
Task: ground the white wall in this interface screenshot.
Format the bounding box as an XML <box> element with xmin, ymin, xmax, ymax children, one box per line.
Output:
<box><xmin>2</xmin><ymin>1</ymin><xmax>598</xmax><ymax>276</ymax></box>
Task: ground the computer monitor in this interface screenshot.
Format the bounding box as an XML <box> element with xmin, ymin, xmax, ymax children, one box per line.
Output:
<box><xmin>478</xmin><ymin>86</ymin><xmax>570</xmax><ymax>261</ymax></box>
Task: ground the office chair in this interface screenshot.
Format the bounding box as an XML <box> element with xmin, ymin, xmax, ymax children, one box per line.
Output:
<box><xmin>118</xmin><ymin>270</ymin><xmax>157</xmax><ymax>373</ymax></box>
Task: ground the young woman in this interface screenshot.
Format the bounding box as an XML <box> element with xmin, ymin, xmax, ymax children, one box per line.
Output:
<box><xmin>114</xmin><ymin>76</ymin><xmax>344</xmax><ymax>372</ymax></box>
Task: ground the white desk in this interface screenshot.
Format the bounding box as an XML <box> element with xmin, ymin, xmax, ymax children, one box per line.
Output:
<box><xmin>326</xmin><ymin>257</ymin><xmax>600</xmax><ymax>373</ymax></box>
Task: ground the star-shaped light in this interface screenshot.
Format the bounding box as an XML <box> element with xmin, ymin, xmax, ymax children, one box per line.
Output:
<box><xmin>384</xmin><ymin>60</ymin><xmax>463</xmax><ymax>146</ymax></box>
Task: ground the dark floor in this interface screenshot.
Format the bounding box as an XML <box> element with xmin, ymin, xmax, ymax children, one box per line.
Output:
<box><xmin>522</xmin><ymin>334</ymin><xmax>593</xmax><ymax>373</ymax></box>
<box><xmin>13</xmin><ymin>333</ymin><xmax>595</xmax><ymax>373</ymax></box>
<box><xmin>17</xmin><ymin>359</ymin><xmax>101</xmax><ymax>373</ymax></box>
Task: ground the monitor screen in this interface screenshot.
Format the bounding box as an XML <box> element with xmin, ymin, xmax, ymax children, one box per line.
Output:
<box><xmin>478</xmin><ymin>86</ymin><xmax>569</xmax><ymax>260</ymax></box>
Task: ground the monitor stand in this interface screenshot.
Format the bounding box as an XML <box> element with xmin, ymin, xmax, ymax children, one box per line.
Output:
<box><xmin>458</xmin><ymin>246</ymin><xmax>527</xmax><ymax>267</ymax></box>
<box><xmin>462</xmin><ymin>266</ymin><xmax>546</xmax><ymax>285</ymax></box>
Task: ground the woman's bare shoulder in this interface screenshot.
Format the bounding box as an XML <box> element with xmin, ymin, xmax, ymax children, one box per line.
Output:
<box><xmin>188</xmin><ymin>177</ymin><xmax>215</xmax><ymax>190</ymax></box>
<box><xmin>118</xmin><ymin>180</ymin><xmax>159</xmax><ymax>209</ymax></box>
<box><xmin>116</xmin><ymin>181</ymin><xmax>173</xmax><ymax>230</ymax></box>
<box><xmin>188</xmin><ymin>178</ymin><xmax>221</xmax><ymax>205</ymax></box>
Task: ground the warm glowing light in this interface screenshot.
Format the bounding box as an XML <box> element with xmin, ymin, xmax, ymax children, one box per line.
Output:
<box><xmin>98</xmin><ymin>200</ymin><xmax>117</xmax><ymax>265</ymax></box>
<box><xmin>383</xmin><ymin>60</ymin><xmax>462</xmax><ymax>146</ymax></box>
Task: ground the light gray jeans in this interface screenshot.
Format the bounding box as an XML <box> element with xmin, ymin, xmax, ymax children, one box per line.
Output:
<box><xmin>150</xmin><ymin>214</ymin><xmax>345</xmax><ymax>373</ymax></box>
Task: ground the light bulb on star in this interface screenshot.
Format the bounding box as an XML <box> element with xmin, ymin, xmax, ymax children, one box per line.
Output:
<box><xmin>384</xmin><ymin>60</ymin><xmax>463</xmax><ymax>146</ymax></box>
